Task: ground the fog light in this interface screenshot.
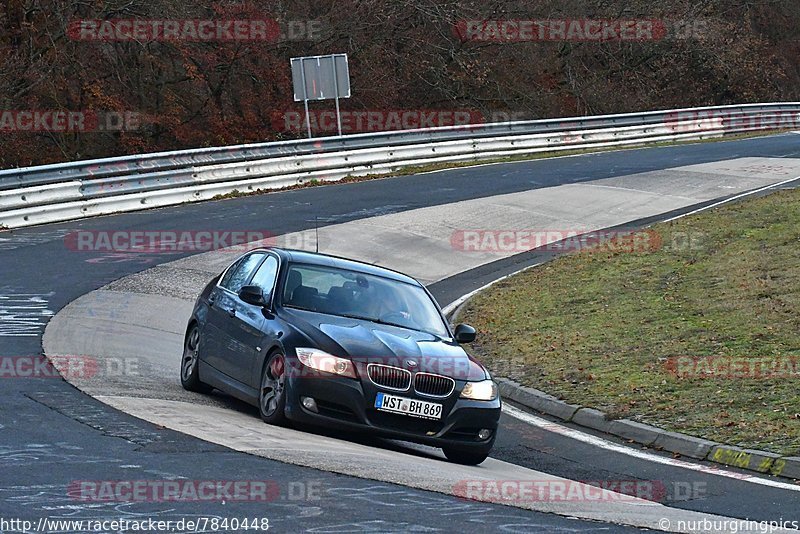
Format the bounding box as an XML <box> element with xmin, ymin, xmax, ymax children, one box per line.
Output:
<box><xmin>477</xmin><ymin>429</ymin><xmax>492</xmax><ymax>440</ymax></box>
<box><xmin>301</xmin><ymin>396</ymin><xmax>318</xmax><ymax>413</ymax></box>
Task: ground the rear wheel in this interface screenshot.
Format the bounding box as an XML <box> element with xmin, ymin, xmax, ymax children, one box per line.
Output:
<box><xmin>181</xmin><ymin>324</ymin><xmax>213</xmax><ymax>394</ymax></box>
<box><xmin>443</xmin><ymin>446</ymin><xmax>491</xmax><ymax>465</ymax></box>
<box><xmin>259</xmin><ymin>351</ymin><xmax>288</xmax><ymax>425</ymax></box>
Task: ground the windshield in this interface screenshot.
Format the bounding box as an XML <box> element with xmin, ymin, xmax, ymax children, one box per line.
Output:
<box><xmin>282</xmin><ymin>263</ymin><xmax>449</xmax><ymax>338</ymax></box>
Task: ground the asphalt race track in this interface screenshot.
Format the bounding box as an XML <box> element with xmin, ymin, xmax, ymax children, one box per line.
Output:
<box><xmin>2</xmin><ymin>133</ymin><xmax>800</xmax><ymax>533</ymax></box>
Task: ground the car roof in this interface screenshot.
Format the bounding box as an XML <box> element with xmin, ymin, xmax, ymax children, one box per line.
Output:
<box><xmin>266</xmin><ymin>248</ymin><xmax>422</xmax><ymax>286</ymax></box>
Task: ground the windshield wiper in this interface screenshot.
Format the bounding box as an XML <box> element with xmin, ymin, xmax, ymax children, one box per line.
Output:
<box><xmin>287</xmin><ymin>308</ymin><xmax>438</xmax><ymax>336</ymax></box>
<box><xmin>338</xmin><ymin>313</ymin><xmax>430</xmax><ymax>334</ymax></box>
<box><xmin>338</xmin><ymin>312</ymin><xmax>383</xmax><ymax>323</ymax></box>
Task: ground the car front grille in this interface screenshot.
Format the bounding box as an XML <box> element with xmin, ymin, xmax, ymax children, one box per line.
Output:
<box><xmin>367</xmin><ymin>364</ymin><xmax>411</xmax><ymax>391</ymax></box>
<box><xmin>414</xmin><ymin>372</ymin><xmax>455</xmax><ymax>398</ymax></box>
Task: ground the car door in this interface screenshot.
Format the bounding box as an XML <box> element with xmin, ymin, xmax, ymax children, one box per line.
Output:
<box><xmin>204</xmin><ymin>252</ymin><xmax>266</xmax><ymax>380</ymax></box>
<box><xmin>227</xmin><ymin>253</ymin><xmax>280</xmax><ymax>387</ymax></box>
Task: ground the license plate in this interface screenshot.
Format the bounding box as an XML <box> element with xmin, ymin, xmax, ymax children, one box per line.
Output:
<box><xmin>374</xmin><ymin>392</ymin><xmax>443</xmax><ymax>420</ymax></box>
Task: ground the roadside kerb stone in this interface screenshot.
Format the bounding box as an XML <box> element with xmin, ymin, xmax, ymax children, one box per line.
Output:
<box><xmin>609</xmin><ymin>420</ymin><xmax>662</xmax><ymax>447</ymax></box>
<box><xmin>496</xmin><ymin>378</ymin><xmax>580</xmax><ymax>421</ymax></box>
<box><xmin>496</xmin><ymin>376</ymin><xmax>798</xmax><ymax>480</ymax></box>
<box><xmin>652</xmin><ymin>430</ymin><xmax>717</xmax><ymax>460</ymax></box>
<box><xmin>572</xmin><ymin>408</ymin><xmax>616</xmax><ymax>434</ymax></box>
<box><xmin>773</xmin><ymin>457</ymin><xmax>800</xmax><ymax>479</ymax></box>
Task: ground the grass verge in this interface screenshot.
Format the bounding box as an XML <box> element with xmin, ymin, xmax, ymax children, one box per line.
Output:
<box><xmin>460</xmin><ymin>187</ymin><xmax>800</xmax><ymax>455</ymax></box>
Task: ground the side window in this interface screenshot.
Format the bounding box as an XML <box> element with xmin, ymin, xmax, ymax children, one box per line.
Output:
<box><xmin>249</xmin><ymin>255</ymin><xmax>279</xmax><ymax>296</ymax></box>
<box><xmin>218</xmin><ymin>257</ymin><xmax>245</xmax><ymax>289</ymax></box>
<box><xmin>220</xmin><ymin>253</ymin><xmax>265</xmax><ymax>293</ymax></box>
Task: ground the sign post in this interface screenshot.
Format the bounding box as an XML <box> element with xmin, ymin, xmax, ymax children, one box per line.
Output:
<box><xmin>331</xmin><ymin>57</ymin><xmax>342</xmax><ymax>136</ymax></box>
<box><xmin>298</xmin><ymin>63</ymin><xmax>312</xmax><ymax>138</ymax></box>
<box><xmin>290</xmin><ymin>54</ymin><xmax>351</xmax><ymax>138</ymax></box>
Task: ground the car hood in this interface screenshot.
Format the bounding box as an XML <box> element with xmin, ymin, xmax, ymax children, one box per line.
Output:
<box><xmin>281</xmin><ymin>308</ymin><xmax>488</xmax><ymax>380</ymax></box>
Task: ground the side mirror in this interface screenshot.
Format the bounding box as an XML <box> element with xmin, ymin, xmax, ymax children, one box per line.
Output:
<box><xmin>238</xmin><ymin>285</ymin><xmax>268</xmax><ymax>307</ymax></box>
<box><xmin>454</xmin><ymin>324</ymin><xmax>477</xmax><ymax>344</ymax></box>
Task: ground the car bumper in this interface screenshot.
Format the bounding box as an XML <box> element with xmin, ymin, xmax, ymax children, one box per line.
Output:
<box><xmin>284</xmin><ymin>372</ymin><xmax>501</xmax><ymax>452</ymax></box>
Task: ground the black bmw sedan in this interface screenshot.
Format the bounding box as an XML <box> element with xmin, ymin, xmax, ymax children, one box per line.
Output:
<box><xmin>180</xmin><ymin>248</ymin><xmax>500</xmax><ymax>464</ymax></box>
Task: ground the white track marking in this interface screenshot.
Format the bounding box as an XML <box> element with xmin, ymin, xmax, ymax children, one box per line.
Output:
<box><xmin>503</xmin><ymin>404</ymin><xmax>800</xmax><ymax>492</ymax></box>
<box><xmin>442</xmin><ymin>263</ymin><xmax>542</xmax><ymax>317</ymax></box>
<box><xmin>663</xmin><ymin>174</ymin><xmax>800</xmax><ymax>222</ymax></box>
<box><xmin>0</xmin><ymin>292</ymin><xmax>55</xmax><ymax>337</ymax></box>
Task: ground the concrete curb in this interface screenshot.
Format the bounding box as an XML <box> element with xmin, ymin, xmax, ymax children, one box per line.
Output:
<box><xmin>495</xmin><ymin>378</ymin><xmax>799</xmax><ymax>480</ymax></box>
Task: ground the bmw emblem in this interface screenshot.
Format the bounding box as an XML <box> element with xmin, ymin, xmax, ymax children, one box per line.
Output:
<box><xmin>407</xmin><ymin>360</ymin><xmax>418</xmax><ymax>368</ymax></box>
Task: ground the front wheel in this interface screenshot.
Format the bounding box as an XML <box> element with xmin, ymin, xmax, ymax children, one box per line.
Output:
<box><xmin>181</xmin><ymin>324</ymin><xmax>213</xmax><ymax>394</ymax></box>
<box><xmin>443</xmin><ymin>446</ymin><xmax>491</xmax><ymax>465</ymax></box>
<box><xmin>259</xmin><ymin>351</ymin><xmax>288</xmax><ymax>425</ymax></box>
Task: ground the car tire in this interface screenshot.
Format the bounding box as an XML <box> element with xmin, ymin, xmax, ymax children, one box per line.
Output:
<box><xmin>259</xmin><ymin>351</ymin><xmax>288</xmax><ymax>425</ymax></box>
<box><xmin>181</xmin><ymin>324</ymin><xmax>213</xmax><ymax>394</ymax></box>
<box><xmin>442</xmin><ymin>446</ymin><xmax>491</xmax><ymax>465</ymax></box>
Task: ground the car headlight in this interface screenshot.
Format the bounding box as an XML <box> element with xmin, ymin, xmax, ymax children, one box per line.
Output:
<box><xmin>296</xmin><ymin>348</ymin><xmax>357</xmax><ymax>379</ymax></box>
<box><xmin>460</xmin><ymin>380</ymin><xmax>498</xmax><ymax>401</ymax></box>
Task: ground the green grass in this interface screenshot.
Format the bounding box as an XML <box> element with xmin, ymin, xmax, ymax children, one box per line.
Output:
<box><xmin>460</xmin><ymin>188</ymin><xmax>800</xmax><ymax>455</ymax></box>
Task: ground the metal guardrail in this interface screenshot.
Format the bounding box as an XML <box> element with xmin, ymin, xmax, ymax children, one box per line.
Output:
<box><xmin>1</xmin><ymin>103</ymin><xmax>798</xmax><ymax>228</ymax></box>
